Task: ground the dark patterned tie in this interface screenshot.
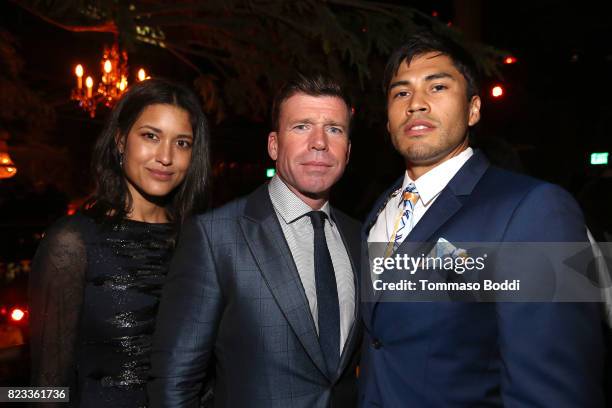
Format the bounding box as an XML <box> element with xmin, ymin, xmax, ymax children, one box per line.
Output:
<box><xmin>307</xmin><ymin>211</ymin><xmax>340</xmax><ymax>375</ymax></box>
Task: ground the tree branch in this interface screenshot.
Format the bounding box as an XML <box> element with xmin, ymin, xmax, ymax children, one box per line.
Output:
<box><xmin>12</xmin><ymin>1</ymin><xmax>118</xmax><ymax>33</ymax></box>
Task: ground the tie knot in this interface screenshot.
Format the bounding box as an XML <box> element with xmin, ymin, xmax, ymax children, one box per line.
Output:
<box><xmin>307</xmin><ymin>211</ymin><xmax>327</xmax><ymax>230</ymax></box>
<box><xmin>399</xmin><ymin>183</ymin><xmax>419</xmax><ymax>208</ymax></box>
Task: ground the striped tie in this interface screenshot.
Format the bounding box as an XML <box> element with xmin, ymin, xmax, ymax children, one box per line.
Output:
<box><xmin>392</xmin><ymin>183</ymin><xmax>419</xmax><ymax>252</ymax></box>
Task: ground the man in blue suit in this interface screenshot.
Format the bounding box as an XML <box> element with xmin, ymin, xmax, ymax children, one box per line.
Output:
<box><xmin>359</xmin><ymin>31</ymin><xmax>604</xmax><ymax>407</ymax></box>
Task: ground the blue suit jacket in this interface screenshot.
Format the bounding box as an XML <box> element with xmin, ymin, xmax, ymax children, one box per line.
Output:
<box><xmin>359</xmin><ymin>151</ymin><xmax>604</xmax><ymax>407</ymax></box>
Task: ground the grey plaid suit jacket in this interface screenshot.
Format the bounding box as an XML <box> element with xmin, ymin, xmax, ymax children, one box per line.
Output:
<box><xmin>148</xmin><ymin>183</ymin><xmax>362</xmax><ymax>408</ymax></box>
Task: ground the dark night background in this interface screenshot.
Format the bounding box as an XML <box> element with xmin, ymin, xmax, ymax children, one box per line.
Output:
<box><xmin>1</xmin><ymin>0</ymin><xmax>611</xmax><ymax>387</ymax></box>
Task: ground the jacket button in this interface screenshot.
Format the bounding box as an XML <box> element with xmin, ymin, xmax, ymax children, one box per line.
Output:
<box><xmin>372</xmin><ymin>339</ymin><xmax>382</xmax><ymax>349</ymax></box>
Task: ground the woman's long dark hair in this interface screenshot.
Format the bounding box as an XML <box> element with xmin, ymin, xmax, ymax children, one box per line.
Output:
<box><xmin>85</xmin><ymin>78</ymin><xmax>210</xmax><ymax>224</ymax></box>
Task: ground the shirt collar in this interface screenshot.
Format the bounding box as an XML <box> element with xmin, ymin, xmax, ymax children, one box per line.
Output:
<box><xmin>401</xmin><ymin>147</ymin><xmax>474</xmax><ymax>206</ymax></box>
<box><xmin>268</xmin><ymin>175</ymin><xmax>333</xmax><ymax>225</ymax></box>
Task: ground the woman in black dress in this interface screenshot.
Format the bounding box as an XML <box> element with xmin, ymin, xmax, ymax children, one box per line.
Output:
<box><xmin>29</xmin><ymin>78</ymin><xmax>210</xmax><ymax>407</ymax></box>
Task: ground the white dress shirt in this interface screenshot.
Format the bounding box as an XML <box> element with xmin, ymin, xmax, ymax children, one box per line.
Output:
<box><xmin>368</xmin><ymin>147</ymin><xmax>474</xmax><ymax>244</ymax></box>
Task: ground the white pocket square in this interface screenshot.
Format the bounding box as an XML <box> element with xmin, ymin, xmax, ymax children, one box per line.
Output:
<box><xmin>435</xmin><ymin>237</ymin><xmax>468</xmax><ymax>259</ymax></box>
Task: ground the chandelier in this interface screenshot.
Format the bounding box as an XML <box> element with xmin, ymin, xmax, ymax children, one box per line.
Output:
<box><xmin>71</xmin><ymin>43</ymin><xmax>149</xmax><ymax>118</ymax></box>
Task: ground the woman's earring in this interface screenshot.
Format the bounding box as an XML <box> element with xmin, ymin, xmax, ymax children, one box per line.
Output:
<box><xmin>119</xmin><ymin>152</ymin><xmax>124</xmax><ymax>167</ymax></box>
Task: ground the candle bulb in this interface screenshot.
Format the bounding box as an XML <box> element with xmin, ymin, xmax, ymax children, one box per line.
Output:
<box><xmin>75</xmin><ymin>64</ymin><xmax>83</xmax><ymax>89</ymax></box>
<box><xmin>138</xmin><ymin>68</ymin><xmax>146</xmax><ymax>82</ymax></box>
<box><xmin>119</xmin><ymin>76</ymin><xmax>127</xmax><ymax>91</ymax></box>
<box><xmin>86</xmin><ymin>76</ymin><xmax>93</xmax><ymax>98</ymax></box>
<box><xmin>102</xmin><ymin>60</ymin><xmax>112</xmax><ymax>84</ymax></box>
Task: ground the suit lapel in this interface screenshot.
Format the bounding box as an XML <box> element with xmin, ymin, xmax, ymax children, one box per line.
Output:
<box><xmin>399</xmin><ymin>187</ymin><xmax>462</xmax><ymax>247</ymax></box>
<box><xmin>406</xmin><ymin>151</ymin><xmax>490</xmax><ymax>244</ymax></box>
<box><xmin>239</xmin><ymin>185</ymin><xmax>330</xmax><ymax>379</ymax></box>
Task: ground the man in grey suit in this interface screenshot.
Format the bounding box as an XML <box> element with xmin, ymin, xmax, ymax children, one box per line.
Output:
<box><xmin>148</xmin><ymin>74</ymin><xmax>362</xmax><ymax>408</ymax></box>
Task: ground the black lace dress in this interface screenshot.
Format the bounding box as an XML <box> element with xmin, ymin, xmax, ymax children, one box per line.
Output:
<box><xmin>29</xmin><ymin>212</ymin><xmax>175</xmax><ymax>407</ymax></box>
